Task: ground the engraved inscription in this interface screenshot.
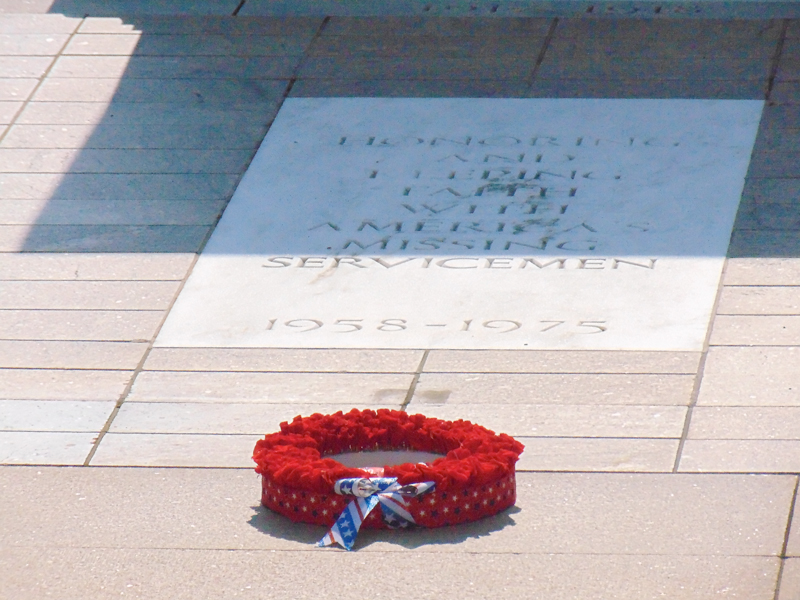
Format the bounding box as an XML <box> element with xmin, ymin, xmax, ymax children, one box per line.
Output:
<box><xmin>262</xmin><ymin>318</ymin><xmax>608</xmax><ymax>334</ymax></box>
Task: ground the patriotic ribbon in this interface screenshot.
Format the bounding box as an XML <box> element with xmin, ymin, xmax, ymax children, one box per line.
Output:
<box><xmin>317</xmin><ymin>477</ymin><xmax>435</xmax><ymax>551</ymax></box>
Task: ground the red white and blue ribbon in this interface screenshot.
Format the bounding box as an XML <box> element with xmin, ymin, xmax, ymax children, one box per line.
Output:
<box><xmin>317</xmin><ymin>477</ymin><xmax>435</xmax><ymax>551</ymax></box>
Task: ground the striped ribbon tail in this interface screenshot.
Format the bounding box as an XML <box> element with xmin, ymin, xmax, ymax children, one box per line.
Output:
<box><xmin>317</xmin><ymin>477</ymin><xmax>435</xmax><ymax>551</ymax></box>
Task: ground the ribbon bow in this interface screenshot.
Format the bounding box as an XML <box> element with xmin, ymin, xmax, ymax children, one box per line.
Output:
<box><xmin>317</xmin><ymin>477</ymin><xmax>435</xmax><ymax>551</ymax></box>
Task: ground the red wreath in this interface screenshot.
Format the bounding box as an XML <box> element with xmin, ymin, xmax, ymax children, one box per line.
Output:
<box><xmin>253</xmin><ymin>408</ymin><xmax>524</xmax><ymax>529</ymax></box>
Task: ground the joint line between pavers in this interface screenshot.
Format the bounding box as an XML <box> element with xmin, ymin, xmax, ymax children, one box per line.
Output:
<box><xmin>526</xmin><ymin>17</ymin><xmax>559</xmax><ymax>91</ymax></box>
<box><xmin>0</xmin><ymin>18</ymin><xmax>83</xmax><ymax>146</ymax></box>
<box><xmin>774</xmin><ymin>476</ymin><xmax>800</xmax><ymax>600</ymax></box>
<box><xmin>401</xmin><ymin>350</ymin><xmax>429</xmax><ymax>411</ymax></box>
<box><xmin>672</xmin><ymin>258</ymin><xmax>732</xmax><ymax>472</ymax></box>
<box><xmin>766</xmin><ymin>19</ymin><xmax>790</xmax><ymax>101</ymax></box>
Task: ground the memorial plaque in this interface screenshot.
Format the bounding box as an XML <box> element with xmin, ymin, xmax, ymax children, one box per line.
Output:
<box><xmin>156</xmin><ymin>99</ymin><xmax>763</xmax><ymax>350</ymax></box>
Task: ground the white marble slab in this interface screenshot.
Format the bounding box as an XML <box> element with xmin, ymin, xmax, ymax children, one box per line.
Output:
<box><xmin>157</xmin><ymin>99</ymin><xmax>763</xmax><ymax>351</ymax></box>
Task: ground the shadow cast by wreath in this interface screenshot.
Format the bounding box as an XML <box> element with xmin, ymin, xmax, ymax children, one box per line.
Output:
<box><xmin>247</xmin><ymin>502</ymin><xmax>520</xmax><ymax>550</ymax></box>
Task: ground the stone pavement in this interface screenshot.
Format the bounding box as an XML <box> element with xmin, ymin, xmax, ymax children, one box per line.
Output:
<box><xmin>1</xmin><ymin>1</ymin><xmax>800</xmax><ymax>598</ymax></box>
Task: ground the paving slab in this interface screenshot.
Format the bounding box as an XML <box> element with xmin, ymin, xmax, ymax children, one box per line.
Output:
<box><xmin>424</xmin><ymin>350</ymin><xmax>701</xmax><ymax>373</ymax></box>
<box><xmin>289</xmin><ymin>78</ymin><xmax>530</xmax><ymax>97</ymax></box>
<box><xmin>143</xmin><ymin>347</ymin><xmax>424</xmax><ymax>372</ymax></box>
<box><xmin>308</xmin><ymin>35</ymin><xmax>544</xmax><ymax>58</ymax></box>
<box><xmin>31</xmin><ymin>78</ymin><xmax>290</xmax><ymax>105</ymax></box>
<box><xmin>318</xmin><ymin>17</ymin><xmax>552</xmax><ymax>37</ymax></box>
<box><xmin>527</xmin><ymin>78</ymin><xmax>766</xmax><ymax>99</ymax></box>
<box><xmin>0</xmin><ymin>148</ymin><xmax>252</xmax><ymax>173</ymax></box>
<box><xmin>728</xmin><ymin>231</ymin><xmax>800</xmax><ymax>258</ymax></box>
<box><xmin>63</xmin><ymin>33</ymin><xmax>312</xmax><ymax>56</ymax></box>
<box><xmin>409</xmin><ymin>403</ymin><xmax>687</xmax><ymax>437</ymax></box>
<box><xmin>0</xmin><ymin>546</ymin><xmax>780</xmax><ymax>600</ymax></box>
<box><xmin>109</xmin><ymin>402</ymin><xmax>403</xmax><ymax>434</ymax></box>
<box><xmin>297</xmin><ymin>56</ymin><xmax>536</xmax><ymax>79</ymax></box>
<box><xmin>0</xmin><ymin>368</ymin><xmax>131</xmax><ymax>400</ymax></box>
<box><xmin>717</xmin><ymin>286</ymin><xmax>800</xmax><ymax>315</ymax></box>
<box><xmin>0</xmin><ymin>33</ymin><xmax>70</xmax><ymax>55</ymax></box>
<box><xmin>1</xmin><ymin>122</ymin><xmax>267</xmax><ymax>148</ymax></box>
<box><xmin>0</xmin><ymin>309</ymin><xmax>162</xmax><ymax>341</ymax></box>
<box><xmin>0</xmin><ymin>253</ymin><xmax>193</xmax><ymax>280</ymax></box>
<box><xmin>89</xmin><ymin>432</ymin><xmax>259</xmax><ymax>467</ymax></box>
<box><xmin>10</xmin><ymin>224</ymin><xmax>210</xmax><ymax>252</ymax></box>
<box><xmin>126</xmin><ymin>371</ymin><xmax>414</xmax><ymax>403</ymax></box>
<box><xmin>48</xmin><ymin>54</ymin><xmax>300</xmax><ymax>79</ymax></box>
<box><xmin>15</xmin><ymin>102</ymin><xmax>278</xmax><ymax>127</ymax></box>
<box><xmin>0</xmin><ymin>101</ymin><xmax>21</xmax><ymax>123</ymax></box>
<box><xmin>0</xmin><ymin>172</ymin><xmax>239</xmax><ymax>200</ymax></box>
<box><xmin>690</xmin><ymin>407</ymin><xmax>800</xmax><ymax>439</ymax></box>
<box><xmin>0</xmin><ymin>432</ymin><xmax>96</xmax><ymax>464</ymax></box>
<box><xmin>735</xmin><ymin>202</ymin><xmax>800</xmax><ymax>230</ymax></box>
<box><xmin>0</xmin><ymin>55</ymin><xmax>52</xmax><ymax>77</ymax></box>
<box><xmin>0</xmin><ymin>280</ymin><xmax>179</xmax><ymax>309</ymax></box>
<box><xmin>777</xmin><ymin>558</ymin><xmax>800</xmax><ymax>599</ymax></box>
<box><xmin>0</xmin><ymin>468</ymin><xmax>792</xmax><ymax>556</ymax></box>
<box><xmin>412</xmin><ymin>372</ymin><xmax>695</xmax><ymax>405</ymax></box>
<box><xmin>0</xmin><ymin>340</ymin><xmax>145</xmax><ymax>369</ymax></box>
<box><xmin>0</xmin><ymin>199</ymin><xmax>225</xmax><ymax>225</ymax></box>
<box><xmin>710</xmin><ymin>315</ymin><xmax>800</xmax><ymax>346</ymax></box>
<box><xmin>0</xmin><ymin>78</ymin><xmax>37</xmax><ymax>101</ymax></box>
<box><xmin>75</xmin><ymin>16</ymin><xmax>323</xmax><ymax>35</ymax></box>
<box><xmin>679</xmin><ymin>440</ymin><xmax>800</xmax><ymax>472</ymax></box>
<box><xmin>724</xmin><ymin>258</ymin><xmax>800</xmax><ymax>285</ymax></box>
<box><xmin>517</xmin><ymin>437</ymin><xmax>679</xmax><ymax>472</ymax></box>
<box><xmin>0</xmin><ymin>14</ymin><xmax>81</xmax><ymax>34</ymax></box>
<box><xmin>0</xmin><ymin>399</ymin><xmax>115</xmax><ymax>431</ymax></box>
<box><xmin>27</xmin><ymin>0</ymin><xmax>241</xmax><ymax>16</ymax></box>
<box><xmin>536</xmin><ymin>58</ymin><xmax>770</xmax><ymax>81</ymax></box>
<box><xmin>698</xmin><ymin>346</ymin><xmax>800</xmax><ymax>406</ymax></box>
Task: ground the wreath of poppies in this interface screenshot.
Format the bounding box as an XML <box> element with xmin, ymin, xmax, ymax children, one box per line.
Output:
<box><xmin>253</xmin><ymin>408</ymin><xmax>524</xmax><ymax>529</ymax></box>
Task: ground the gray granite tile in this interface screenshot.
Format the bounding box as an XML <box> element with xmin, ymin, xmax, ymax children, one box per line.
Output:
<box><xmin>109</xmin><ymin>402</ymin><xmax>403</xmax><ymax>434</ymax></box>
<box><xmin>735</xmin><ymin>203</ymin><xmax>800</xmax><ymax>230</ymax></box>
<box><xmin>728</xmin><ymin>231</ymin><xmax>800</xmax><ymax>258</ymax></box>
<box><xmin>697</xmin><ymin>346</ymin><xmax>800</xmax><ymax>407</ymax></box>
<box><xmin>308</xmin><ymin>35</ymin><xmax>543</xmax><ymax>58</ymax></box>
<box><xmin>0</xmin><ymin>199</ymin><xmax>225</xmax><ymax>225</ymax></box>
<box><xmin>710</xmin><ymin>316</ymin><xmax>800</xmax><ymax>345</ymax></box>
<box><xmin>724</xmin><ymin>259</ymin><xmax>800</xmax><ymax>286</ymax></box>
<box><xmin>7</xmin><ymin>224</ymin><xmax>210</xmax><ymax>252</ymax></box>
<box><xmin>30</xmin><ymin>0</ymin><xmax>241</xmax><ymax>16</ymax></box>
<box><xmin>0</xmin><ymin>78</ymin><xmax>36</xmax><ymax>101</ymax></box>
<box><xmin>0</xmin><ymin>14</ymin><xmax>81</xmax><ymax>34</ymax></box>
<box><xmin>0</xmin><ymin>546</ymin><xmax>780</xmax><ymax>600</ymax></box>
<box><xmin>517</xmin><ymin>437</ymin><xmax>679</xmax><ymax>472</ymax></box>
<box><xmin>0</xmin><ymin>0</ymin><xmax>61</xmax><ymax>13</ymax></box>
<box><xmin>0</xmin><ymin>101</ymin><xmax>21</xmax><ymax>124</ymax></box>
<box><xmin>0</xmin><ymin>340</ymin><xmax>145</xmax><ymax>369</ymax></box>
<box><xmin>0</xmin><ymin>56</ymin><xmax>51</xmax><ymax>77</ymax></box>
<box><xmin>0</xmin><ymin>148</ymin><xmax>252</xmax><ymax>173</ymax></box>
<box><xmin>127</xmin><ymin>371</ymin><xmax>413</xmax><ymax>404</ymax></box>
<box><xmin>32</xmin><ymin>78</ymin><xmax>289</xmax><ymax>105</ymax></box>
<box><xmin>0</xmin><ymin>368</ymin><xmax>131</xmax><ymax>400</ymax></box>
<box><xmin>49</xmin><ymin>55</ymin><xmax>300</xmax><ymax>79</ymax></box>
<box><xmin>412</xmin><ymin>373</ymin><xmax>695</xmax><ymax>406</ymax></box>
<box><xmin>690</xmin><ymin>407</ymin><xmax>800</xmax><ymax>439</ymax></box>
<box><xmin>528</xmin><ymin>78</ymin><xmax>765</xmax><ymax>99</ymax></box>
<box><xmin>319</xmin><ymin>16</ymin><xmax>552</xmax><ymax>37</ymax></box>
<box><xmin>0</xmin><ymin>309</ymin><xmax>163</xmax><ymax>341</ymax></box>
<box><xmin>298</xmin><ymin>57</ymin><xmax>534</xmax><ymax>80</ymax></box>
<box><xmin>76</xmin><ymin>16</ymin><xmax>323</xmax><ymax>35</ymax></box>
<box><xmin>0</xmin><ymin>431</ymin><xmax>95</xmax><ymax>464</ymax></box>
<box><xmin>777</xmin><ymin>558</ymin><xmax>800</xmax><ymax>598</ymax></box>
<box><xmin>64</xmin><ymin>33</ymin><xmax>311</xmax><ymax>56</ymax></box>
<box><xmin>16</xmin><ymin>102</ymin><xmax>278</xmax><ymax>126</ymax></box>
<box><xmin>424</xmin><ymin>350</ymin><xmax>701</xmax><ymax>374</ymax></box>
<box><xmin>748</xmin><ymin>152</ymin><xmax>800</xmax><ymax>178</ymax></box>
<box><xmin>0</xmin><ymin>173</ymin><xmax>239</xmax><ymax>200</ymax></box>
<box><xmin>717</xmin><ymin>287</ymin><xmax>800</xmax><ymax>315</ymax></box>
<box><xmin>1</xmin><ymin>122</ymin><xmax>266</xmax><ymax>149</ymax></box>
<box><xmin>679</xmin><ymin>440</ymin><xmax>800</xmax><ymax>472</ymax></box>
<box><xmin>0</xmin><ymin>253</ymin><xmax>194</xmax><ymax>280</ymax></box>
<box><xmin>2</xmin><ymin>467</ymin><xmax>791</xmax><ymax>556</ymax></box>
<box><xmin>143</xmin><ymin>347</ymin><xmax>423</xmax><ymax>372</ymax></box>
<box><xmin>0</xmin><ymin>281</ymin><xmax>179</xmax><ymax>309</ymax></box>
<box><xmin>407</xmin><ymin>403</ymin><xmax>687</xmax><ymax>438</ymax></box>
<box><xmin>741</xmin><ymin>179</ymin><xmax>800</xmax><ymax>204</ymax></box>
<box><xmin>536</xmin><ymin>58</ymin><xmax>769</xmax><ymax>81</ymax></box>
<box><xmin>770</xmin><ymin>82</ymin><xmax>800</xmax><ymax>103</ymax></box>
<box><xmin>0</xmin><ymin>33</ymin><xmax>69</xmax><ymax>55</ymax></box>
<box><xmin>90</xmin><ymin>432</ymin><xmax>258</xmax><ymax>467</ymax></box>
<box><xmin>0</xmin><ymin>399</ymin><xmax>114</xmax><ymax>431</ymax></box>
<box><xmin>290</xmin><ymin>78</ymin><xmax>528</xmax><ymax>97</ymax></box>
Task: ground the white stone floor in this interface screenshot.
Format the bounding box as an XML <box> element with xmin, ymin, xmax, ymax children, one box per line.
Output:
<box><xmin>2</xmin><ymin>2</ymin><xmax>800</xmax><ymax>598</ymax></box>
